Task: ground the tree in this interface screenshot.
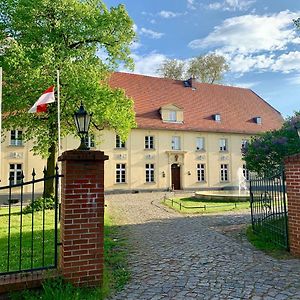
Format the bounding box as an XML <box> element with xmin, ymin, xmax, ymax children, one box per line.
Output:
<box><xmin>157</xmin><ymin>59</ymin><xmax>185</xmax><ymax>80</ymax></box>
<box><xmin>187</xmin><ymin>54</ymin><xmax>229</xmax><ymax>84</ymax></box>
<box><xmin>242</xmin><ymin>113</ymin><xmax>300</xmax><ymax>175</ymax></box>
<box><xmin>0</xmin><ymin>0</ymin><xmax>136</xmax><ymax>196</ymax></box>
<box><xmin>157</xmin><ymin>54</ymin><xmax>229</xmax><ymax>83</ymax></box>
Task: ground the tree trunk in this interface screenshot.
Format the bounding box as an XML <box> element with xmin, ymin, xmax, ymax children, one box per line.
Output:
<box><xmin>43</xmin><ymin>142</ymin><xmax>56</xmax><ymax>198</ymax></box>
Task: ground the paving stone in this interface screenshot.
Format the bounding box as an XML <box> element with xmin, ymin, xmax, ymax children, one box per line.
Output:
<box><xmin>106</xmin><ymin>192</ymin><xmax>300</xmax><ymax>300</ymax></box>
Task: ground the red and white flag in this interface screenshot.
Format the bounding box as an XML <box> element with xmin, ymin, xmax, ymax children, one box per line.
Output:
<box><xmin>28</xmin><ymin>86</ymin><xmax>55</xmax><ymax>113</ymax></box>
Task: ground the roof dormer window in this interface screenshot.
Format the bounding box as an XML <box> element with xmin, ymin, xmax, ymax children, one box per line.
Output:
<box><xmin>160</xmin><ymin>104</ymin><xmax>184</xmax><ymax>124</ymax></box>
<box><xmin>168</xmin><ymin>111</ymin><xmax>176</xmax><ymax>122</ymax></box>
<box><xmin>254</xmin><ymin>116</ymin><xmax>262</xmax><ymax>124</ymax></box>
<box><xmin>214</xmin><ymin>114</ymin><xmax>221</xmax><ymax>122</ymax></box>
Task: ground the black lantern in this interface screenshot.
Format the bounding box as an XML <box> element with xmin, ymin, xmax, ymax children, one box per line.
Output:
<box><xmin>74</xmin><ymin>103</ymin><xmax>92</xmax><ymax>150</ymax></box>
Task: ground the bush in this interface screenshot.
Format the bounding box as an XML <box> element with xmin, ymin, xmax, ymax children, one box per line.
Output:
<box><xmin>23</xmin><ymin>196</ymin><xmax>55</xmax><ymax>214</ymax></box>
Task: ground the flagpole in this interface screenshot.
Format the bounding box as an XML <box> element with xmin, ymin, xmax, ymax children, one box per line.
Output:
<box><xmin>0</xmin><ymin>67</ymin><xmax>2</xmax><ymax>186</ymax></box>
<box><xmin>57</xmin><ymin>70</ymin><xmax>61</xmax><ymax>157</ymax></box>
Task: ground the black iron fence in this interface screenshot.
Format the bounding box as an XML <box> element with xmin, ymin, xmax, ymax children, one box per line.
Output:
<box><xmin>0</xmin><ymin>166</ymin><xmax>62</xmax><ymax>275</ymax></box>
<box><xmin>250</xmin><ymin>170</ymin><xmax>289</xmax><ymax>250</ymax></box>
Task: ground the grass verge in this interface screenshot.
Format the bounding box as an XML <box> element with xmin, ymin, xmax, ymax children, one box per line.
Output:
<box><xmin>3</xmin><ymin>209</ymin><xmax>130</xmax><ymax>299</ymax></box>
<box><xmin>246</xmin><ymin>226</ymin><xmax>292</xmax><ymax>259</ymax></box>
<box><xmin>164</xmin><ymin>197</ymin><xmax>250</xmax><ymax>214</ymax></box>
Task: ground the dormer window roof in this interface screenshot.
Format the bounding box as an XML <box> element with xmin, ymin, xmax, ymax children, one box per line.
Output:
<box><xmin>160</xmin><ymin>103</ymin><xmax>184</xmax><ymax>124</ymax></box>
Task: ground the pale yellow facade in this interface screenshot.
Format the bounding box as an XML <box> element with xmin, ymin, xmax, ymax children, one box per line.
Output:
<box><xmin>0</xmin><ymin>127</ymin><xmax>251</xmax><ymax>194</ymax></box>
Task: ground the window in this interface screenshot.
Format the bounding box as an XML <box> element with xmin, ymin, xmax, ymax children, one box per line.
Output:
<box><xmin>171</xmin><ymin>136</ymin><xmax>181</xmax><ymax>150</ymax></box>
<box><xmin>254</xmin><ymin>116</ymin><xmax>262</xmax><ymax>124</ymax></box>
<box><xmin>214</xmin><ymin>114</ymin><xmax>221</xmax><ymax>122</ymax></box>
<box><xmin>115</xmin><ymin>135</ymin><xmax>125</xmax><ymax>148</ymax></box>
<box><xmin>219</xmin><ymin>138</ymin><xmax>227</xmax><ymax>151</ymax></box>
<box><xmin>116</xmin><ymin>164</ymin><xmax>126</xmax><ymax>183</ymax></box>
<box><xmin>220</xmin><ymin>164</ymin><xmax>229</xmax><ymax>182</ymax></box>
<box><xmin>197</xmin><ymin>164</ymin><xmax>206</xmax><ymax>182</ymax></box>
<box><xmin>145</xmin><ymin>163</ymin><xmax>155</xmax><ymax>183</ymax></box>
<box><xmin>241</xmin><ymin>139</ymin><xmax>248</xmax><ymax>150</ymax></box>
<box><xmin>145</xmin><ymin>136</ymin><xmax>154</xmax><ymax>149</ymax></box>
<box><xmin>85</xmin><ymin>134</ymin><xmax>95</xmax><ymax>148</ymax></box>
<box><xmin>196</xmin><ymin>137</ymin><xmax>205</xmax><ymax>151</ymax></box>
<box><xmin>9</xmin><ymin>164</ymin><xmax>23</xmax><ymax>184</ymax></box>
<box><xmin>10</xmin><ymin>130</ymin><xmax>23</xmax><ymax>146</ymax></box>
<box><xmin>243</xmin><ymin>164</ymin><xmax>250</xmax><ymax>181</ymax></box>
<box><xmin>168</xmin><ymin>111</ymin><xmax>176</xmax><ymax>122</ymax></box>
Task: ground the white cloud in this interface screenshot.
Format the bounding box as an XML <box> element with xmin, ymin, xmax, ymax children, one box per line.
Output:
<box><xmin>187</xmin><ymin>0</ymin><xmax>196</xmax><ymax>10</ymax></box>
<box><xmin>129</xmin><ymin>53</ymin><xmax>168</xmax><ymax>76</ymax></box>
<box><xmin>207</xmin><ymin>0</ymin><xmax>256</xmax><ymax>11</ymax></box>
<box><xmin>140</xmin><ymin>27</ymin><xmax>164</xmax><ymax>39</ymax></box>
<box><xmin>232</xmin><ymin>81</ymin><xmax>259</xmax><ymax>89</ymax></box>
<box><xmin>158</xmin><ymin>10</ymin><xmax>181</xmax><ymax>18</ymax></box>
<box><xmin>189</xmin><ymin>11</ymin><xmax>300</xmax><ymax>54</ymax></box>
<box><xmin>272</xmin><ymin>51</ymin><xmax>300</xmax><ymax>73</ymax></box>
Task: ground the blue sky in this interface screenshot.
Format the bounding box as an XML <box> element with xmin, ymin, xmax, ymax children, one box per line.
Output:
<box><xmin>105</xmin><ymin>0</ymin><xmax>300</xmax><ymax>118</ymax></box>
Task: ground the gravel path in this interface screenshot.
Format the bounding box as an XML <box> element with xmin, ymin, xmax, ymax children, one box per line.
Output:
<box><xmin>105</xmin><ymin>192</ymin><xmax>300</xmax><ymax>300</ymax></box>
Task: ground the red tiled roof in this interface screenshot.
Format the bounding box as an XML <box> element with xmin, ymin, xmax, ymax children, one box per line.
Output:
<box><xmin>109</xmin><ymin>72</ymin><xmax>284</xmax><ymax>134</ymax></box>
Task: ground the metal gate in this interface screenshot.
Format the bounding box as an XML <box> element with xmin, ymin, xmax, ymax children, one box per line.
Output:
<box><xmin>250</xmin><ymin>169</ymin><xmax>289</xmax><ymax>250</ymax></box>
<box><xmin>0</xmin><ymin>166</ymin><xmax>62</xmax><ymax>275</ymax></box>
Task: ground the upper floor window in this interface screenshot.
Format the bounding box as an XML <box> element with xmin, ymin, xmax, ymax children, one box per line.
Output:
<box><xmin>85</xmin><ymin>134</ymin><xmax>95</xmax><ymax>148</ymax></box>
<box><xmin>10</xmin><ymin>130</ymin><xmax>23</xmax><ymax>146</ymax></box>
<box><xmin>115</xmin><ymin>135</ymin><xmax>125</xmax><ymax>149</ymax></box>
<box><xmin>171</xmin><ymin>136</ymin><xmax>181</xmax><ymax>150</ymax></box>
<box><xmin>9</xmin><ymin>163</ymin><xmax>23</xmax><ymax>184</ymax></box>
<box><xmin>243</xmin><ymin>164</ymin><xmax>250</xmax><ymax>181</ymax></box>
<box><xmin>196</xmin><ymin>137</ymin><xmax>205</xmax><ymax>151</ymax></box>
<box><xmin>220</xmin><ymin>164</ymin><xmax>229</xmax><ymax>182</ymax></box>
<box><xmin>168</xmin><ymin>111</ymin><xmax>177</xmax><ymax>122</ymax></box>
<box><xmin>145</xmin><ymin>136</ymin><xmax>154</xmax><ymax>149</ymax></box>
<box><xmin>116</xmin><ymin>163</ymin><xmax>126</xmax><ymax>183</ymax></box>
<box><xmin>219</xmin><ymin>138</ymin><xmax>228</xmax><ymax>151</ymax></box>
<box><xmin>197</xmin><ymin>164</ymin><xmax>206</xmax><ymax>182</ymax></box>
<box><xmin>241</xmin><ymin>139</ymin><xmax>248</xmax><ymax>151</ymax></box>
<box><xmin>145</xmin><ymin>163</ymin><xmax>155</xmax><ymax>183</ymax></box>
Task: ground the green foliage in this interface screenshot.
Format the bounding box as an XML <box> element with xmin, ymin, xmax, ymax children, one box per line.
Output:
<box><xmin>22</xmin><ymin>196</ymin><xmax>55</xmax><ymax>214</ymax></box>
<box><xmin>157</xmin><ymin>54</ymin><xmax>229</xmax><ymax>83</ymax></box>
<box><xmin>0</xmin><ymin>0</ymin><xmax>136</xmax><ymax>158</ymax></box>
<box><xmin>243</xmin><ymin>112</ymin><xmax>300</xmax><ymax>175</ymax></box>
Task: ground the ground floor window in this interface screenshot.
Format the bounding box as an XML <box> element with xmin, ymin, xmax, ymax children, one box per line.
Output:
<box><xmin>116</xmin><ymin>164</ymin><xmax>126</xmax><ymax>183</ymax></box>
<box><xmin>9</xmin><ymin>163</ymin><xmax>23</xmax><ymax>184</ymax></box>
<box><xmin>197</xmin><ymin>164</ymin><xmax>206</xmax><ymax>182</ymax></box>
<box><xmin>145</xmin><ymin>163</ymin><xmax>155</xmax><ymax>183</ymax></box>
<box><xmin>220</xmin><ymin>164</ymin><xmax>229</xmax><ymax>182</ymax></box>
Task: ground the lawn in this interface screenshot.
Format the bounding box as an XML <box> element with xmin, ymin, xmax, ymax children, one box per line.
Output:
<box><xmin>0</xmin><ymin>206</ymin><xmax>130</xmax><ymax>299</ymax></box>
<box><xmin>164</xmin><ymin>197</ymin><xmax>250</xmax><ymax>213</ymax></box>
<box><xmin>0</xmin><ymin>206</ymin><xmax>57</xmax><ymax>273</ymax></box>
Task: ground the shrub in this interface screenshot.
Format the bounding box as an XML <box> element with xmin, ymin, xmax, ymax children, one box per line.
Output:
<box><xmin>23</xmin><ymin>196</ymin><xmax>55</xmax><ymax>214</ymax></box>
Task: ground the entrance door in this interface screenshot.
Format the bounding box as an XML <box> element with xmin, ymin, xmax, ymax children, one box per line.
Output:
<box><xmin>171</xmin><ymin>164</ymin><xmax>181</xmax><ymax>190</ymax></box>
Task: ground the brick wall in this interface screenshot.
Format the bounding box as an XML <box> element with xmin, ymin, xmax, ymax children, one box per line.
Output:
<box><xmin>284</xmin><ymin>153</ymin><xmax>300</xmax><ymax>257</ymax></box>
<box><xmin>59</xmin><ymin>150</ymin><xmax>108</xmax><ymax>287</ymax></box>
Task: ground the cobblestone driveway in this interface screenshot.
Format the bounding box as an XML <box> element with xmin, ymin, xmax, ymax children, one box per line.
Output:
<box><xmin>106</xmin><ymin>192</ymin><xmax>300</xmax><ymax>300</ymax></box>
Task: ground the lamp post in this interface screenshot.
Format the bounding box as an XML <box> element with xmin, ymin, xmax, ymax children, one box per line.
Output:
<box><xmin>74</xmin><ymin>102</ymin><xmax>92</xmax><ymax>150</ymax></box>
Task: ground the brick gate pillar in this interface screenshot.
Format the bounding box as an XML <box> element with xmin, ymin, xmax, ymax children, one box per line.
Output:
<box><xmin>58</xmin><ymin>150</ymin><xmax>109</xmax><ymax>286</ymax></box>
<box><xmin>284</xmin><ymin>153</ymin><xmax>300</xmax><ymax>257</ymax></box>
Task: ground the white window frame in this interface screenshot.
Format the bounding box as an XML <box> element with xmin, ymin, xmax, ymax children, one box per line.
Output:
<box><xmin>115</xmin><ymin>135</ymin><xmax>125</xmax><ymax>149</ymax></box>
<box><xmin>196</xmin><ymin>137</ymin><xmax>205</xmax><ymax>151</ymax></box>
<box><xmin>10</xmin><ymin>130</ymin><xmax>23</xmax><ymax>146</ymax></box>
<box><xmin>145</xmin><ymin>136</ymin><xmax>154</xmax><ymax>149</ymax></box>
<box><xmin>145</xmin><ymin>163</ymin><xmax>155</xmax><ymax>183</ymax></box>
<box><xmin>220</xmin><ymin>164</ymin><xmax>229</xmax><ymax>182</ymax></box>
<box><xmin>243</xmin><ymin>164</ymin><xmax>250</xmax><ymax>181</ymax></box>
<box><xmin>197</xmin><ymin>164</ymin><xmax>206</xmax><ymax>182</ymax></box>
<box><xmin>168</xmin><ymin>111</ymin><xmax>177</xmax><ymax>122</ymax></box>
<box><xmin>85</xmin><ymin>134</ymin><xmax>95</xmax><ymax>148</ymax></box>
<box><xmin>9</xmin><ymin>163</ymin><xmax>23</xmax><ymax>184</ymax></box>
<box><xmin>171</xmin><ymin>136</ymin><xmax>181</xmax><ymax>150</ymax></box>
<box><xmin>219</xmin><ymin>138</ymin><xmax>228</xmax><ymax>151</ymax></box>
<box><xmin>116</xmin><ymin>163</ymin><xmax>126</xmax><ymax>183</ymax></box>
